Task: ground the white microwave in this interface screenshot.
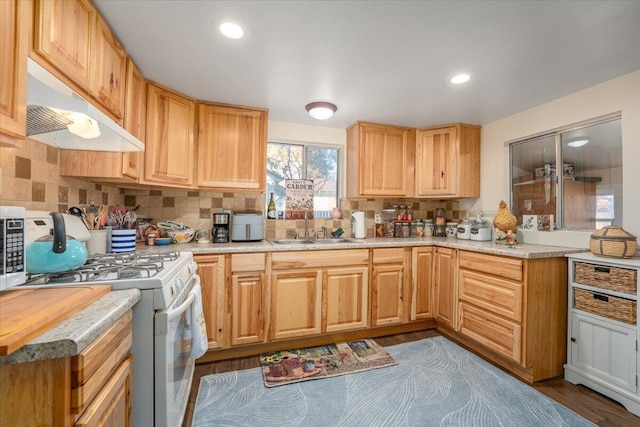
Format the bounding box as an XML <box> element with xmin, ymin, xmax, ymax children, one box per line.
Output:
<box><xmin>1</xmin><ymin>206</ymin><xmax>26</xmax><ymax>290</ymax></box>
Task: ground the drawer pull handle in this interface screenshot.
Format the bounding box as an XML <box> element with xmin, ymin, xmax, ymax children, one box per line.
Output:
<box><xmin>594</xmin><ymin>266</ymin><xmax>610</xmax><ymax>274</ymax></box>
<box><xmin>593</xmin><ymin>294</ymin><xmax>609</xmax><ymax>302</ymax></box>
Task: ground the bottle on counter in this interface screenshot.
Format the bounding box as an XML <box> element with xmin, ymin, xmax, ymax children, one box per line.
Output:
<box><xmin>267</xmin><ymin>192</ymin><xmax>277</xmax><ymax>219</ymax></box>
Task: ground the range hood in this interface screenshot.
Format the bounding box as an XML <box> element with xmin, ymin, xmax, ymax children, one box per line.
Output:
<box><xmin>26</xmin><ymin>58</ymin><xmax>144</xmax><ymax>152</ymax></box>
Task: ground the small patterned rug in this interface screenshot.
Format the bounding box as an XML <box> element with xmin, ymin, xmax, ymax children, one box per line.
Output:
<box><xmin>259</xmin><ymin>339</ymin><xmax>397</xmax><ymax>387</ymax></box>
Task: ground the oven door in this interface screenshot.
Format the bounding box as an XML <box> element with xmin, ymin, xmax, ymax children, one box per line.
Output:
<box><xmin>154</xmin><ymin>274</ymin><xmax>200</xmax><ymax>427</ymax></box>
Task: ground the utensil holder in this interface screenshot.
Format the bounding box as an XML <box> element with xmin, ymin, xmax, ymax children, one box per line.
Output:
<box><xmin>111</xmin><ymin>229</ymin><xmax>136</xmax><ymax>253</ymax></box>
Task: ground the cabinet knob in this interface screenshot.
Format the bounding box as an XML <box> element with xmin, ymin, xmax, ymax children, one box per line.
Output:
<box><xmin>441</xmin><ymin>170</ymin><xmax>445</xmax><ymax>178</ymax></box>
<box><xmin>570</xmin><ymin>337</ymin><xmax>576</xmax><ymax>342</ymax></box>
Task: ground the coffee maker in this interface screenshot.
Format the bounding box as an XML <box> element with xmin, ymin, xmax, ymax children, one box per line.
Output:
<box><xmin>212</xmin><ymin>212</ymin><xmax>230</xmax><ymax>243</ymax></box>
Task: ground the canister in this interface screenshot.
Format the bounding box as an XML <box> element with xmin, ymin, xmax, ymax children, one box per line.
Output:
<box><xmin>446</xmin><ymin>222</ymin><xmax>458</xmax><ymax>238</ymax></box>
<box><xmin>414</xmin><ymin>219</ymin><xmax>425</xmax><ymax>237</ymax></box>
<box><xmin>457</xmin><ymin>220</ymin><xmax>471</xmax><ymax>240</ymax></box>
<box><xmin>424</xmin><ymin>219</ymin><xmax>434</xmax><ymax>236</ymax></box>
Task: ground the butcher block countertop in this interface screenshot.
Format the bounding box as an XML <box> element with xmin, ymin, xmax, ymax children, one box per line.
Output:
<box><xmin>0</xmin><ymin>289</ymin><xmax>140</xmax><ymax>366</ymax></box>
<box><xmin>137</xmin><ymin>236</ymin><xmax>587</xmax><ymax>259</ymax></box>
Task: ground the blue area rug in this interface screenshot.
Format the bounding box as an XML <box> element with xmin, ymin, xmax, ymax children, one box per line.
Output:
<box><xmin>192</xmin><ymin>336</ymin><xmax>594</xmax><ymax>426</ymax></box>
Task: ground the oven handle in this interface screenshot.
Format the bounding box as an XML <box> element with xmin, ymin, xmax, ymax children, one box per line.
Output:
<box><xmin>155</xmin><ymin>276</ymin><xmax>200</xmax><ymax>335</ymax></box>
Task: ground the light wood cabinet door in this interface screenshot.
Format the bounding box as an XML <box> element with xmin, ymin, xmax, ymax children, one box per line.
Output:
<box><xmin>325</xmin><ymin>266</ymin><xmax>368</xmax><ymax>333</ymax></box>
<box><xmin>415</xmin><ymin>124</ymin><xmax>480</xmax><ymax>198</ymax></box>
<box><xmin>231</xmin><ymin>273</ymin><xmax>265</xmax><ymax>346</ymax></box>
<box><xmin>121</xmin><ymin>59</ymin><xmax>146</xmax><ymax>180</ymax></box>
<box><xmin>271</xmin><ymin>269</ymin><xmax>322</xmax><ymax>340</ymax></box>
<box><xmin>91</xmin><ymin>14</ymin><xmax>126</xmax><ymax>120</ymax></box>
<box><xmin>0</xmin><ymin>0</ymin><xmax>29</xmax><ymax>142</ymax></box>
<box><xmin>145</xmin><ymin>83</ymin><xmax>196</xmax><ymax>187</ymax></box>
<box><xmin>347</xmin><ymin>122</ymin><xmax>414</xmax><ymax>197</ymax></box>
<box><xmin>371</xmin><ymin>264</ymin><xmax>404</xmax><ymax>326</ymax></box>
<box><xmin>197</xmin><ymin>103</ymin><xmax>267</xmax><ymax>191</ymax></box>
<box><xmin>411</xmin><ymin>247</ymin><xmax>434</xmax><ymax>320</ymax></box>
<box><xmin>34</xmin><ymin>0</ymin><xmax>95</xmax><ymax>91</ymax></box>
<box><xmin>434</xmin><ymin>247</ymin><xmax>457</xmax><ymax>328</ymax></box>
<box><xmin>74</xmin><ymin>355</ymin><xmax>132</xmax><ymax>427</ymax></box>
<box><xmin>195</xmin><ymin>255</ymin><xmax>226</xmax><ymax>349</ymax></box>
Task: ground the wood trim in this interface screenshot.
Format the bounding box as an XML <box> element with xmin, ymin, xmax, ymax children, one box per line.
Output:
<box><xmin>197</xmin><ymin>320</ymin><xmax>435</xmax><ymax>363</ymax></box>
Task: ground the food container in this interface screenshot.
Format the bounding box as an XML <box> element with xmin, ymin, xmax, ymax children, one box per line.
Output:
<box><xmin>470</xmin><ymin>212</ymin><xmax>492</xmax><ymax>241</ymax></box>
<box><xmin>446</xmin><ymin>222</ymin><xmax>458</xmax><ymax>238</ymax></box>
<box><xmin>589</xmin><ymin>225</ymin><xmax>637</xmax><ymax>258</ymax></box>
<box><xmin>424</xmin><ymin>219</ymin><xmax>434</xmax><ymax>237</ymax></box>
<box><xmin>457</xmin><ymin>220</ymin><xmax>471</xmax><ymax>240</ymax></box>
<box><xmin>167</xmin><ymin>228</ymin><xmax>196</xmax><ymax>244</ymax></box>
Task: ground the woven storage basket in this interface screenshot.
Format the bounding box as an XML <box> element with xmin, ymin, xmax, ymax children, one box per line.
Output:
<box><xmin>590</xmin><ymin>225</ymin><xmax>637</xmax><ymax>258</ymax></box>
<box><xmin>574</xmin><ymin>262</ymin><xmax>637</xmax><ymax>294</ymax></box>
<box><xmin>574</xmin><ymin>288</ymin><xmax>636</xmax><ymax>325</ymax></box>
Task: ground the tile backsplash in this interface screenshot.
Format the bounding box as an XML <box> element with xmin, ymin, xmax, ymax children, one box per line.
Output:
<box><xmin>1</xmin><ymin>139</ymin><xmax>467</xmax><ymax>237</ymax></box>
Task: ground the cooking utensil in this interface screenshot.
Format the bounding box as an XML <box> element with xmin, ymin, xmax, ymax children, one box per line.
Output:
<box><xmin>25</xmin><ymin>212</ymin><xmax>88</xmax><ymax>273</ymax></box>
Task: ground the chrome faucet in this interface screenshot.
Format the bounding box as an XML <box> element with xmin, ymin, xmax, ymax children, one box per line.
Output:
<box><xmin>316</xmin><ymin>226</ymin><xmax>328</xmax><ymax>239</ymax></box>
<box><xmin>304</xmin><ymin>209</ymin><xmax>310</xmax><ymax>238</ymax></box>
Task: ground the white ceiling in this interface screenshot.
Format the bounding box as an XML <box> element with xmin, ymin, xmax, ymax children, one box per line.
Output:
<box><xmin>93</xmin><ymin>0</ymin><xmax>640</xmax><ymax>130</ymax></box>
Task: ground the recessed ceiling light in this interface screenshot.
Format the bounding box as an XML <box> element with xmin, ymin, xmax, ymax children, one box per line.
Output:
<box><xmin>450</xmin><ymin>73</ymin><xmax>471</xmax><ymax>85</ymax></box>
<box><xmin>567</xmin><ymin>138</ymin><xmax>590</xmax><ymax>148</ymax></box>
<box><xmin>219</xmin><ymin>22</ymin><xmax>244</xmax><ymax>39</ymax></box>
<box><xmin>305</xmin><ymin>102</ymin><xmax>337</xmax><ymax>120</ymax></box>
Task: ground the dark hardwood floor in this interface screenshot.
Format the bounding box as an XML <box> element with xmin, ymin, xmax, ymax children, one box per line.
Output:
<box><xmin>183</xmin><ymin>331</ymin><xmax>640</xmax><ymax>427</ymax></box>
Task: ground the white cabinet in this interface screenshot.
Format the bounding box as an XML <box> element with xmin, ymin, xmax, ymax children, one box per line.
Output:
<box><xmin>565</xmin><ymin>253</ymin><xmax>640</xmax><ymax>416</ymax></box>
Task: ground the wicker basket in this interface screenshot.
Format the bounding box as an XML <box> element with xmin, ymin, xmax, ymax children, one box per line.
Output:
<box><xmin>590</xmin><ymin>226</ymin><xmax>637</xmax><ymax>258</ymax></box>
<box><xmin>574</xmin><ymin>288</ymin><xmax>636</xmax><ymax>325</ymax></box>
<box><xmin>574</xmin><ymin>262</ymin><xmax>637</xmax><ymax>294</ymax></box>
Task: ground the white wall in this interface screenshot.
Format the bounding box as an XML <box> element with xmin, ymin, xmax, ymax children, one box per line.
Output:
<box><xmin>465</xmin><ymin>69</ymin><xmax>640</xmax><ymax>248</ymax></box>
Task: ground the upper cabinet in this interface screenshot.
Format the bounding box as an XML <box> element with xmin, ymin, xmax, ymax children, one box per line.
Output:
<box><xmin>0</xmin><ymin>0</ymin><xmax>29</xmax><ymax>143</ymax></box>
<box><xmin>415</xmin><ymin>123</ymin><xmax>481</xmax><ymax>198</ymax></box>
<box><xmin>121</xmin><ymin>58</ymin><xmax>146</xmax><ymax>180</ymax></box>
<box><xmin>144</xmin><ymin>82</ymin><xmax>196</xmax><ymax>187</ymax></box>
<box><xmin>197</xmin><ymin>103</ymin><xmax>268</xmax><ymax>191</ymax></box>
<box><xmin>33</xmin><ymin>0</ymin><xmax>126</xmax><ymax>122</ymax></box>
<box><xmin>90</xmin><ymin>13</ymin><xmax>126</xmax><ymax>120</ymax></box>
<box><xmin>33</xmin><ymin>0</ymin><xmax>94</xmax><ymax>92</ymax></box>
<box><xmin>346</xmin><ymin>122</ymin><xmax>415</xmax><ymax>197</ymax></box>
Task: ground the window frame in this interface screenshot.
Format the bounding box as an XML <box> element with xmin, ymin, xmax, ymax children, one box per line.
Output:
<box><xmin>508</xmin><ymin>112</ymin><xmax>622</xmax><ymax>230</ymax></box>
<box><xmin>266</xmin><ymin>140</ymin><xmax>343</xmax><ymax>218</ymax></box>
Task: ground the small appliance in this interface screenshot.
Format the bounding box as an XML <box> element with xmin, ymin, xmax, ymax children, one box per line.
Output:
<box><xmin>231</xmin><ymin>213</ymin><xmax>264</xmax><ymax>242</ymax></box>
<box><xmin>212</xmin><ymin>211</ymin><xmax>230</xmax><ymax>243</ymax></box>
<box><xmin>1</xmin><ymin>206</ymin><xmax>26</xmax><ymax>290</ymax></box>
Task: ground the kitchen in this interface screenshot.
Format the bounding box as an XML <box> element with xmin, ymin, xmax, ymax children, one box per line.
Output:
<box><xmin>1</xmin><ymin>1</ymin><xmax>640</xmax><ymax>426</ymax></box>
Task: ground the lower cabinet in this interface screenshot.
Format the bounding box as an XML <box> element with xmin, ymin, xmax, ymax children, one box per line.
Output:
<box><xmin>194</xmin><ymin>254</ymin><xmax>226</xmax><ymax>349</ymax></box>
<box><xmin>457</xmin><ymin>250</ymin><xmax>568</xmax><ymax>382</ymax></box>
<box><xmin>371</xmin><ymin>248</ymin><xmax>408</xmax><ymax>326</ymax></box>
<box><xmin>564</xmin><ymin>253</ymin><xmax>640</xmax><ymax>415</ymax></box>
<box><xmin>271</xmin><ymin>250</ymin><xmax>369</xmax><ymax>339</ymax></box>
<box><xmin>0</xmin><ymin>310</ymin><xmax>133</xmax><ymax>427</ymax></box>
<box><xmin>434</xmin><ymin>247</ymin><xmax>456</xmax><ymax>329</ymax></box>
<box><xmin>411</xmin><ymin>247</ymin><xmax>434</xmax><ymax>321</ymax></box>
<box><xmin>230</xmin><ymin>253</ymin><xmax>266</xmax><ymax>346</ymax></box>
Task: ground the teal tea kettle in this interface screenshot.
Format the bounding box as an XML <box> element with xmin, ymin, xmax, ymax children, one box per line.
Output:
<box><xmin>26</xmin><ymin>212</ymin><xmax>88</xmax><ymax>274</ymax></box>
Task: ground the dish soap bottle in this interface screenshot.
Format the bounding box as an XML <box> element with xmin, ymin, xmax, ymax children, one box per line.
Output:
<box><xmin>267</xmin><ymin>192</ymin><xmax>277</xmax><ymax>219</ymax></box>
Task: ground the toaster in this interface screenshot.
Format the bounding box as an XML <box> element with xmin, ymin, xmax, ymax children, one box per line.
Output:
<box><xmin>231</xmin><ymin>213</ymin><xmax>264</xmax><ymax>242</ymax></box>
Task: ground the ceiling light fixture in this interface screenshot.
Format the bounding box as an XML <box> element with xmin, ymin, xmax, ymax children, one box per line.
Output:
<box><xmin>567</xmin><ymin>138</ymin><xmax>590</xmax><ymax>148</ymax></box>
<box><xmin>305</xmin><ymin>102</ymin><xmax>337</xmax><ymax>120</ymax></box>
<box><xmin>450</xmin><ymin>73</ymin><xmax>471</xmax><ymax>85</ymax></box>
<box><xmin>219</xmin><ymin>22</ymin><xmax>244</xmax><ymax>39</ymax></box>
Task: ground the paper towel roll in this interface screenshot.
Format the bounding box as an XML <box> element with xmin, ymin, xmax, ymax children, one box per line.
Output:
<box><xmin>351</xmin><ymin>211</ymin><xmax>366</xmax><ymax>238</ymax></box>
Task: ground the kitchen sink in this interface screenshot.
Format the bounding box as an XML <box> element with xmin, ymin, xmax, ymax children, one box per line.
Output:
<box><xmin>268</xmin><ymin>239</ymin><xmax>315</xmax><ymax>245</ymax></box>
<box><xmin>268</xmin><ymin>238</ymin><xmax>364</xmax><ymax>245</ymax></box>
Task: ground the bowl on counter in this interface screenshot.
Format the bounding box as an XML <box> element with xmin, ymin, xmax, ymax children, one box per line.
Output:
<box><xmin>166</xmin><ymin>229</ymin><xmax>196</xmax><ymax>244</ymax></box>
<box><xmin>155</xmin><ymin>237</ymin><xmax>172</xmax><ymax>246</ymax></box>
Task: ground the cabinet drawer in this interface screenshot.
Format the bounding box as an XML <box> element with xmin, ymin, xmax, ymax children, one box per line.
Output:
<box><xmin>231</xmin><ymin>253</ymin><xmax>265</xmax><ymax>272</ymax></box>
<box><xmin>574</xmin><ymin>288</ymin><xmax>636</xmax><ymax>325</ymax></box>
<box><xmin>71</xmin><ymin>310</ymin><xmax>132</xmax><ymax>414</ymax></box>
<box><xmin>459</xmin><ymin>302</ymin><xmax>522</xmax><ymax>363</ymax></box>
<box><xmin>372</xmin><ymin>248</ymin><xmax>404</xmax><ymax>264</ymax></box>
<box><xmin>271</xmin><ymin>249</ymin><xmax>369</xmax><ymax>269</ymax></box>
<box><xmin>574</xmin><ymin>262</ymin><xmax>637</xmax><ymax>294</ymax></box>
<box><xmin>458</xmin><ymin>269</ymin><xmax>522</xmax><ymax>322</ymax></box>
<box><xmin>459</xmin><ymin>251</ymin><xmax>523</xmax><ymax>282</ymax></box>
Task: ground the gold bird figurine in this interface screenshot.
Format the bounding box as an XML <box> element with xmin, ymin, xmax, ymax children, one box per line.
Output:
<box><xmin>493</xmin><ymin>200</ymin><xmax>517</xmax><ymax>233</ymax></box>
